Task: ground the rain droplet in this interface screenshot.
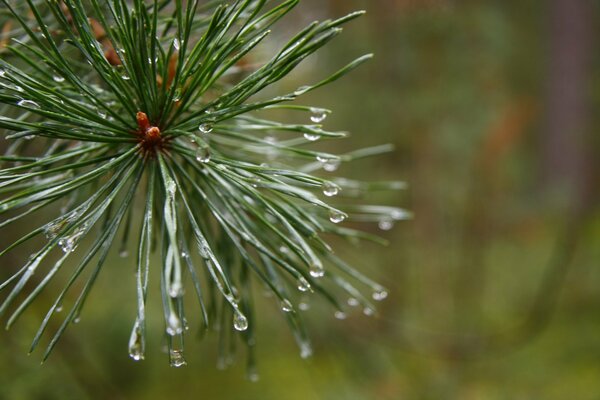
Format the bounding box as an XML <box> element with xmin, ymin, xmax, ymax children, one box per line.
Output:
<box><xmin>297</xmin><ymin>277</ymin><xmax>311</xmax><ymax>292</ymax></box>
<box><xmin>347</xmin><ymin>297</ymin><xmax>359</xmax><ymax>307</ymax></box>
<box><xmin>128</xmin><ymin>324</ymin><xmax>144</xmax><ymax>361</ymax></box>
<box><xmin>363</xmin><ymin>307</ymin><xmax>375</xmax><ymax>316</ymax></box>
<box><xmin>378</xmin><ymin>219</ymin><xmax>394</xmax><ymax>231</ymax></box>
<box><xmin>303</xmin><ymin>132</ymin><xmax>321</xmax><ymax>141</ymax></box>
<box><xmin>17</xmin><ymin>99</ymin><xmax>40</xmax><ymax>109</ymax></box>
<box><xmin>195</xmin><ymin>146</ymin><xmax>211</xmax><ymax>163</ymax></box>
<box><xmin>53</xmin><ymin>75</ymin><xmax>65</xmax><ymax>83</ymax></box>
<box><xmin>316</xmin><ymin>155</ymin><xmax>341</xmax><ymax>172</ymax></box>
<box><xmin>309</xmin><ymin>262</ymin><xmax>325</xmax><ymax>278</ymax></box>
<box><xmin>247</xmin><ymin>369</ymin><xmax>260</xmax><ymax>382</ymax></box>
<box><xmin>280</xmin><ymin>299</ymin><xmax>294</xmax><ymax>313</ymax></box>
<box><xmin>329</xmin><ymin>210</ymin><xmax>346</xmax><ymax>224</ymax></box>
<box><xmin>166</xmin><ymin>312</ymin><xmax>183</xmax><ymax>336</ymax></box>
<box><xmin>294</xmin><ymin>85</ymin><xmax>310</xmax><ymax>96</ymax></box>
<box><xmin>322</xmin><ymin>182</ymin><xmax>340</xmax><ymax>197</ymax></box>
<box><xmin>121</xmin><ymin>74</ymin><xmax>130</xmax><ymax>80</ymax></box>
<box><xmin>310</xmin><ymin>108</ymin><xmax>327</xmax><ymax>123</ymax></box>
<box><xmin>334</xmin><ymin>311</ymin><xmax>347</xmax><ymax>320</ymax></box>
<box><xmin>55</xmin><ymin>305</ymin><xmax>63</xmax><ymax>313</ymax></box>
<box><xmin>168</xmin><ymin>282</ymin><xmax>184</xmax><ymax>298</ymax></box>
<box><xmin>73</xmin><ymin>317</ymin><xmax>81</xmax><ymax>324</ymax></box>
<box><xmin>372</xmin><ymin>289</ymin><xmax>388</xmax><ymax>301</ymax></box>
<box><xmin>119</xmin><ymin>249</ymin><xmax>129</xmax><ymax>258</ymax></box>
<box><xmin>299</xmin><ymin>301</ymin><xmax>310</xmax><ymax>311</ymax></box>
<box><xmin>173</xmin><ymin>38</ymin><xmax>181</xmax><ymax>51</ymax></box>
<box><xmin>233</xmin><ymin>309</ymin><xmax>248</xmax><ymax>331</ymax></box>
<box><xmin>169</xmin><ymin>349</ymin><xmax>187</xmax><ymax>367</ymax></box>
<box><xmin>199</xmin><ymin>123</ymin><xmax>213</xmax><ymax>134</ymax></box>
<box><xmin>0</xmin><ymin>69</ymin><xmax>5</xmax><ymax>78</ymax></box>
<box><xmin>300</xmin><ymin>342</ymin><xmax>313</xmax><ymax>359</ymax></box>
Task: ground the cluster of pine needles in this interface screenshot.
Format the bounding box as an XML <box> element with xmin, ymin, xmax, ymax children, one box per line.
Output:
<box><xmin>0</xmin><ymin>0</ymin><xmax>408</xmax><ymax>371</ymax></box>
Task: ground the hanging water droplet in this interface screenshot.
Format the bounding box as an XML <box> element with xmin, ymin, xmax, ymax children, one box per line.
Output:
<box><xmin>199</xmin><ymin>123</ymin><xmax>213</xmax><ymax>134</ymax></box>
<box><xmin>378</xmin><ymin>219</ymin><xmax>394</xmax><ymax>231</ymax></box>
<box><xmin>372</xmin><ymin>289</ymin><xmax>388</xmax><ymax>301</ymax></box>
<box><xmin>169</xmin><ymin>349</ymin><xmax>187</xmax><ymax>367</ymax></box>
<box><xmin>297</xmin><ymin>277</ymin><xmax>311</xmax><ymax>292</ymax></box>
<box><xmin>195</xmin><ymin>146</ymin><xmax>211</xmax><ymax>163</ymax></box>
<box><xmin>347</xmin><ymin>297</ymin><xmax>359</xmax><ymax>307</ymax></box>
<box><xmin>322</xmin><ymin>181</ymin><xmax>340</xmax><ymax>197</ymax></box>
<box><xmin>309</xmin><ymin>262</ymin><xmax>325</xmax><ymax>278</ymax></box>
<box><xmin>55</xmin><ymin>305</ymin><xmax>63</xmax><ymax>313</ymax></box>
<box><xmin>334</xmin><ymin>311</ymin><xmax>347</xmax><ymax>320</ymax></box>
<box><xmin>121</xmin><ymin>74</ymin><xmax>130</xmax><ymax>80</ymax></box>
<box><xmin>233</xmin><ymin>309</ymin><xmax>249</xmax><ymax>331</ymax></box>
<box><xmin>329</xmin><ymin>210</ymin><xmax>346</xmax><ymax>224</ymax></box>
<box><xmin>53</xmin><ymin>75</ymin><xmax>65</xmax><ymax>83</ymax></box>
<box><xmin>303</xmin><ymin>132</ymin><xmax>321</xmax><ymax>141</ymax></box>
<box><xmin>310</xmin><ymin>108</ymin><xmax>328</xmax><ymax>123</ymax></box>
<box><xmin>363</xmin><ymin>307</ymin><xmax>375</xmax><ymax>316</ymax></box>
<box><xmin>299</xmin><ymin>300</ymin><xmax>310</xmax><ymax>311</ymax></box>
<box><xmin>119</xmin><ymin>249</ymin><xmax>129</xmax><ymax>258</ymax></box>
<box><xmin>180</xmin><ymin>251</ymin><xmax>189</xmax><ymax>259</ymax></box>
<box><xmin>300</xmin><ymin>342</ymin><xmax>313</xmax><ymax>359</ymax></box>
<box><xmin>173</xmin><ymin>38</ymin><xmax>181</xmax><ymax>51</ymax></box>
<box><xmin>128</xmin><ymin>324</ymin><xmax>144</xmax><ymax>361</ymax></box>
<box><xmin>316</xmin><ymin>155</ymin><xmax>341</xmax><ymax>172</ymax></box>
<box><xmin>17</xmin><ymin>99</ymin><xmax>40</xmax><ymax>109</ymax></box>
<box><xmin>247</xmin><ymin>368</ymin><xmax>260</xmax><ymax>382</ymax></box>
<box><xmin>280</xmin><ymin>299</ymin><xmax>294</xmax><ymax>313</ymax></box>
<box><xmin>73</xmin><ymin>317</ymin><xmax>81</xmax><ymax>324</ymax></box>
<box><xmin>166</xmin><ymin>312</ymin><xmax>183</xmax><ymax>336</ymax></box>
<box><xmin>168</xmin><ymin>282</ymin><xmax>184</xmax><ymax>298</ymax></box>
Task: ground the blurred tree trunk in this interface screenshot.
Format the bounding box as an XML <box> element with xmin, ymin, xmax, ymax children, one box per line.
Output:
<box><xmin>543</xmin><ymin>0</ymin><xmax>593</xmax><ymax>210</ymax></box>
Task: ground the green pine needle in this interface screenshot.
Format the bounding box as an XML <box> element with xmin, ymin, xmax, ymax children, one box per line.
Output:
<box><xmin>0</xmin><ymin>0</ymin><xmax>409</xmax><ymax>370</ymax></box>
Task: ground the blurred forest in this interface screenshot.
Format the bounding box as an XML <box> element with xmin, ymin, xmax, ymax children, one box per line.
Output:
<box><xmin>1</xmin><ymin>0</ymin><xmax>600</xmax><ymax>399</ymax></box>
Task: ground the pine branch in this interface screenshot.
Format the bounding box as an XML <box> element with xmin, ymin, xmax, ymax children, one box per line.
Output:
<box><xmin>0</xmin><ymin>0</ymin><xmax>409</xmax><ymax>373</ymax></box>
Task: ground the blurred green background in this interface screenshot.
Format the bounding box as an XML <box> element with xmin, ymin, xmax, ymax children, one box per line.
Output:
<box><xmin>2</xmin><ymin>1</ymin><xmax>600</xmax><ymax>399</ymax></box>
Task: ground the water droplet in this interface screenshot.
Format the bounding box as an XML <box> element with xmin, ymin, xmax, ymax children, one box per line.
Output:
<box><xmin>195</xmin><ymin>146</ymin><xmax>211</xmax><ymax>163</ymax></box>
<box><xmin>55</xmin><ymin>305</ymin><xmax>63</xmax><ymax>313</ymax></box>
<box><xmin>233</xmin><ymin>309</ymin><xmax>248</xmax><ymax>331</ymax></box>
<box><xmin>53</xmin><ymin>75</ymin><xmax>65</xmax><ymax>83</ymax></box>
<box><xmin>300</xmin><ymin>342</ymin><xmax>313</xmax><ymax>359</ymax></box>
<box><xmin>199</xmin><ymin>123</ymin><xmax>213</xmax><ymax>134</ymax></box>
<box><xmin>303</xmin><ymin>132</ymin><xmax>321</xmax><ymax>141</ymax></box>
<box><xmin>310</xmin><ymin>108</ymin><xmax>327</xmax><ymax>123</ymax></box>
<box><xmin>0</xmin><ymin>69</ymin><xmax>5</xmax><ymax>78</ymax></box>
<box><xmin>166</xmin><ymin>180</ymin><xmax>177</xmax><ymax>196</ymax></box>
<box><xmin>97</xmin><ymin>110</ymin><xmax>108</xmax><ymax>119</ymax></box>
<box><xmin>299</xmin><ymin>300</ymin><xmax>310</xmax><ymax>311</ymax></box>
<box><xmin>128</xmin><ymin>324</ymin><xmax>144</xmax><ymax>361</ymax></box>
<box><xmin>297</xmin><ymin>277</ymin><xmax>311</xmax><ymax>292</ymax></box>
<box><xmin>169</xmin><ymin>349</ymin><xmax>187</xmax><ymax>367</ymax></box>
<box><xmin>347</xmin><ymin>297</ymin><xmax>359</xmax><ymax>307</ymax></box>
<box><xmin>166</xmin><ymin>312</ymin><xmax>183</xmax><ymax>336</ymax></box>
<box><xmin>309</xmin><ymin>262</ymin><xmax>325</xmax><ymax>278</ymax></box>
<box><xmin>322</xmin><ymin>182</ymin><xmax>340</xmax><ymax>197</ymax></box>
<box><xmin>119</xmin><ymin>250</ymin><xmax>129</xmax><ymax>258</ymax></box>
<box><xmin>372</xmin><ymin>289</ymin><xmax>388</xmax><ymax>301</ymax></box>
<box><xmin>17</xmin><ymin>99</ymin><xmax>40</xmax><ymax>109</ymax></box>
<box><xmin>280</xmin><ymin>299</ymin><xmax>294</xmax><ymax>313</ymax></box>
<box><xmin>180</xmin><ymin>251</ymin><xmax>189</xmax><ymax>259</ymax></box>
<box><xmin>73</xmin><ymin>317</ymin><xmax>81</xmax><ymax>324</ymax></box>
<box><xmin>329</xmin><ymin>210</ymin><xmax>346</xmax><ymax>224</ymax></box>
<box><xmin>334</xmin><ymin>311</ymin><xmax>347</xmax><ymax>320</ymax></box>
<box><xmin>173</xmin><ymin>38</ymin><xmax>181</xmax><ymax>51</ymax></box>
<box><xmin>378</xmin><ymin>219</ymin><xmax>394</xmax><ymax>231</ymax></box>
<box><xmin>168</xmin><ymin>282</ymin><xmax>184</xmax><ymax>298</ymax></box>
<box><xmin>316</xmin><ymin>155</ymin><xmax>341</xmax><ymax>172</ymax></box>
<box><xmin>294</xmin><ymin>85</ymin><xmax>310</xmax><ymax>96</ymax></box>
<box><xmin>363</xmin><ymin>307</ymin><xmax>375</xmax><ymax>316</ymax></box>
<box><xmin>247</xmin><ymin>369</ymin><xmax>260</xmax><ymax>382</ymax></box>
<box><xmin>121</xmin><ymin>74</ymin><xmax>130</xmax><ymax>80</ymax></box>
<box><xmin>279</xmin><ymin>246</ymin><xmax>289</xmax><ymax>254</ymax></box>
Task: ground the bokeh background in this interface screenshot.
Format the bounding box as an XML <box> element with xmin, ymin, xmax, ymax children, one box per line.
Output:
<box><xmin>2</xmin><ymin>0</ymin><xmax>600</xmax><ymax>399</ymax></box>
